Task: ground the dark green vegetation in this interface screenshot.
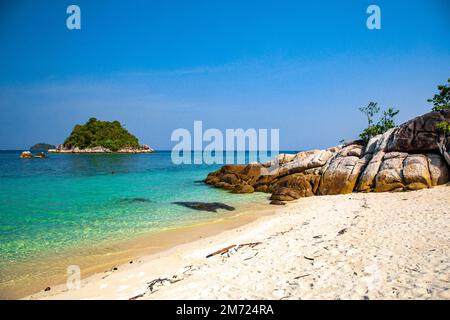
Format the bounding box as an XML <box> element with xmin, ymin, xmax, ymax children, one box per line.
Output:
<box><xmin>30</xmin><ymin>143</ymin><xmax>56</xmax><ymax>151</ymax></box>
<box><xmin>63</xmin><ymin>118</ymin><xmax>140</xmax><ymax>151</ymax></box>
<box><xmin>428</xmin><ymin>78</ymin><xmax>450</xmax><ymax>112</ymax></box>
<box><xmin>358</xmin><ymin>102</ymin><xmax>400</xmax><ymax>143</ymax></box>
<box><xmin>429</xmin><ymin>78</ymin><xmax>450</xmax><ymax>135</ymax></box>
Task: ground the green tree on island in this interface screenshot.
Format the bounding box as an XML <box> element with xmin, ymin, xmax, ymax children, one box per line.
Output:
<box><xmin>359</xmin><ymin>102</ymin><xmax>400</xmax><ymax>143</ymax></box>
<box><xmin>63</xmin><ymin>118</ymin><xmax>141</xmax><ymax>151</ymax></box>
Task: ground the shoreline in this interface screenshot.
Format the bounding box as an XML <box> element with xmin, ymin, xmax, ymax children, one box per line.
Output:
<box><xmin>47</xmin><ymin>150</ymin><xmax>154</xmax><ymax>154</ymax></box>
<box><xmin>28</xmin><ymin>185</ymin><xmax>450</xmax><ymax>300</ymax></box>
<box><xmin>0</xmin><ymin>200</ymin><xmax>275</xmax><ymax>300</ymax></box>
<box><xmin>24</xmin><ymin>203</ymin><xmax>280</xmax><ymax>300</ymax></box>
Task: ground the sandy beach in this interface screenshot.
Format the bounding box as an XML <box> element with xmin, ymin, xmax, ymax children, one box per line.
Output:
<box><xmin>27</xmin><ymin>185</ymin><xmax>450</xmax><ymax>300</ymax></box>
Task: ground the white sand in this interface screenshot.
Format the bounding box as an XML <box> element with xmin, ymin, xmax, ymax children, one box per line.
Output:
<box><xmin>28</xmin><ymin>186</ymin><xmax>450</xmax><ymax>300</ymax></box>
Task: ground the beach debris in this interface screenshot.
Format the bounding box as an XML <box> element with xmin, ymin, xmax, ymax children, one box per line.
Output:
<box><xmin>294</xmin><ymin>274</ymin><xmax>311</xmax><ymax>279</ymax></box>
<box><xmin>337</xmin><ymin>228</ymin><xmax>348</xmax><ymax>235</ymax></box>
<box><xmin>206</xmin><ymin>245</ymin><xmax>236</xmax><ymax>258</ymax></box>
<box><xmin>243</xmin><ymin>251</ymin><xmax>259</xmax><ymax>261</ymax></box>
<box><xmin>172</xmin><ymin>201</ymin><xmax>235</xmax><ymax>212</ymax></box>
<box><xmin>44</xmin><ymin>286</ymin><xmax>51</xmax><ymax>292</ymax></box>
<box><xmin>181</xmin><ymin>265</ymin><xmax>198</xmax><ymax>275</ymax></box>
<box><xmin>34</xmin><ymin>152</ymin><xmax>47</xmax><ymax>158</ymax></box>
<box><xmin>147</xmin><ymin>278</ymin><xmax>180</xmax><ymax>292</ymax></box>
<box><xmin>129</xmin><ymin>292</ymin><xmax>145</xmax><ymax>300</ymax></box>
<box><xmin>360</xmin><ymin>199</ymin><xmax>370</xmax><ymax>208</ymax></box>
<box><xmin>268</xmin><ymin>227</ymin><xmax>295</xmax><ymax>239</ymax></box>
<box><xmin>129</xmin><ymin>277</ymin><xmax>183</xmax><ymax>300</ymax></box>
<box><xmin>303</xmin><ymin>256</ymin><xmax>314</xmax><ymax>261</ymax></box>
<box><xmin>206</xmin><ymin>242</ymin><xmax>262</xmax><ymax>258</ymax></box>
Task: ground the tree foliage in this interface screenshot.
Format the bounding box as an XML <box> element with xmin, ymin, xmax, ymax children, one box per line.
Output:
<box><xmin>63</xmin><ymin>118</ymin><xmax>140</xmax><ymax>151</ymax></box>
<box><xmin>428</xmin><ymin>78</ymin><xmax>450</xmax><ymax>143</ymax></box>
<box><xmin>359</xmin><ymin>102</ymin><xmax>400</xmax><ymax>143</ymax></box>
<box><xmin>427</xmin><ymin>78</ymin><xmax>450</xmax><ymax>111</ymax></box>
<box><xmin>436</xmin><ymin>121</ymin><xmax>450</xmax><ymax>135</ymax></box>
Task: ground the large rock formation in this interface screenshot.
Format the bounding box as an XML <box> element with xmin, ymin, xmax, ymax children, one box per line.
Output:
<box><xmin>385</xmin><ymin>109</ymin><xmax>450</xmax><ymax>153</ymax></box>
<box><xmin>205</xmin><ymin>110</ymin><xmax>450</xmax><ymax>202</ymax></box>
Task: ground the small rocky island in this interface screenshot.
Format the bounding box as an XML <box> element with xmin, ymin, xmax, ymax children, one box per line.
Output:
<box><xmin>48</xmin><ymin>118</ymin><xmax>153</xmax><ymax>154</ymax></box>
<box><xmin>19</xmin><ymin>151</ymin><xmax>47</xmax><ymax>159</ymax></box>
<box><xmin>30</xmin><ymin>143</ymin><xmax>56</xmax><ymax>151</ymax></box>
<box><xmin>206</xmin><ymin>109</ymin><xmax>450</xmax><ymax>204</ymax></box>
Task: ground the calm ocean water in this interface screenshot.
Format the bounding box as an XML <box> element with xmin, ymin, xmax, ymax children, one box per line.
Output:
<box><xmin>0</xmin><ymin>150</ymin><xmax>291</xmax><ymax>293</ymax></box>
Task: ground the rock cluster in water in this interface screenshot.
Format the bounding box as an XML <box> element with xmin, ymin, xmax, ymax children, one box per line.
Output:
<box><xmin>19</xmin><ymin>151</ymin><xmax>47</xmax><ymax>159</ymax></box>
<box><xmin>205</xmin><ymin>110</ymin><xmax>450</xmax><ymax>203</ymax></box>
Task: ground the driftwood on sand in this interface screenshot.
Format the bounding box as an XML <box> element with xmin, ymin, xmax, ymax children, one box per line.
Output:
<box><xmin>129</xmin><ymin>277</ymin><xmax>183</xmax><ymax>300</ymax></box>
<box><xmin>206</xmin><ymin>242</ymin><xmax>262</xmax><ymax>258</ymax></box>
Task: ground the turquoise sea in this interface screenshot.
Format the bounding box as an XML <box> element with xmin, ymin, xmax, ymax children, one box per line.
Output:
<box><xmin>0</xmin><ymin>150</ymin><xmax>288</xmax><ymax>298</ymax></box>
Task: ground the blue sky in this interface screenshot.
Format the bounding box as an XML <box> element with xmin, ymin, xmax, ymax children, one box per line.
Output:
<box><xmin>0</xmin><ymin>0</ymin><xmax>449</xmax><ymax>150</ymax></box>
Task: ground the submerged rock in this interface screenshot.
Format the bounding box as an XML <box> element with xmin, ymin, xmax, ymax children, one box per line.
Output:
<box><xmin>172</xmin><ymin>201</ymin><xmax>235</xmax><ymax>212</ymax></box>
<box><xmin>231</xmin><ymin>183</ymin><xmax>254</xmax><ymax>194</ymax></box>
<box><xmin>34</xmin><ymin>152</ymin><xmax>47</xmax><ymax>158</ymax></box>
<box><xmin>120</xmin><ymin>197</ymin><xmax>152</xmax><ymax>203</ymax></box>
